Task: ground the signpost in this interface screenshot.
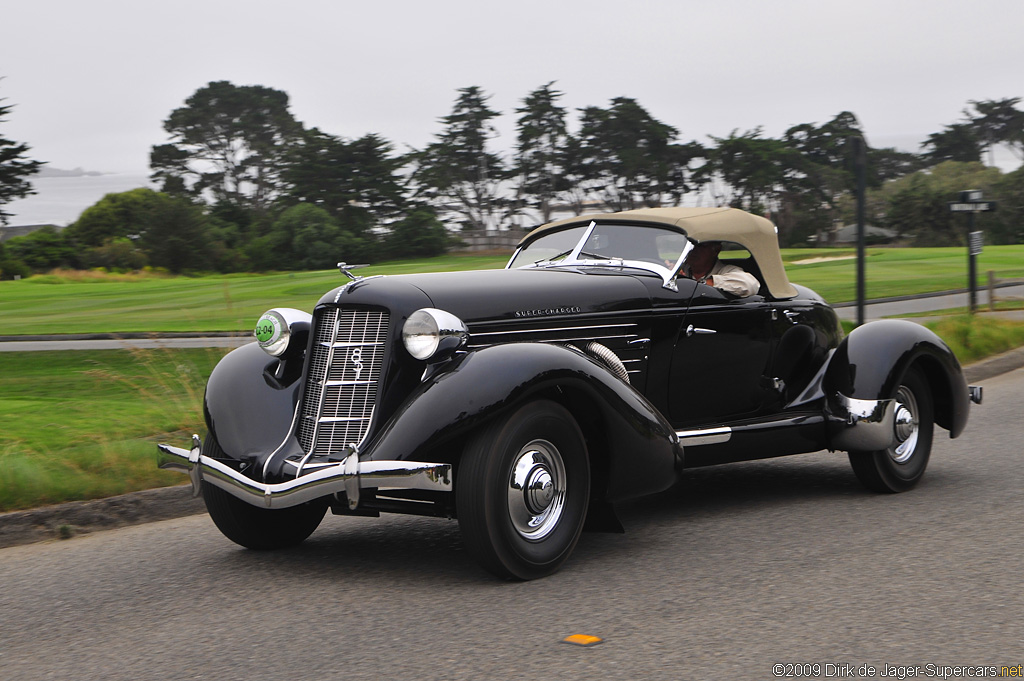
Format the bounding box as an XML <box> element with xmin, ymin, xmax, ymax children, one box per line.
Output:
<box><xmin>948</xmin><ymin>190</ymin><xmax>997</xmax><ymax>313</ymax></box>
<box><xmin>849</xmin><ymin>136</ymin><xmax>867</xmax><ymax>326</ymax></box>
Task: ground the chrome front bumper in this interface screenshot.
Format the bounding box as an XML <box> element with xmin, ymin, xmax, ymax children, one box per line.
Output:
<box><xmin>157</xmin><ymin>436</ymin><xmax>452</xmax><ymax>510</ymax></box>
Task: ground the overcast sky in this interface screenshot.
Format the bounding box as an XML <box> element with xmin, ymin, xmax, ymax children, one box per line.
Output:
<box><xmin>2</xmin><ymin>0</ymin><xmax>1023</xmax><ymax>175</ymax></box>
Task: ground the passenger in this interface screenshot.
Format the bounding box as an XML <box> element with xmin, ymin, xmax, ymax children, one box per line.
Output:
<box><xmin>678</xmin><ymin>241</ymin><xmax>760</xmax><ymax>297</ymax></box>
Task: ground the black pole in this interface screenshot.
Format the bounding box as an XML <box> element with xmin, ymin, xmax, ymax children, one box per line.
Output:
<box><xmin>968</xmin><ymin>211</ymin><xmax>977</xmax><ymax>314</ymax></box>
<box><xmin>853</xmin><ymin>137</ymin><xmax>867</xmax><ymax>327</ymax></box>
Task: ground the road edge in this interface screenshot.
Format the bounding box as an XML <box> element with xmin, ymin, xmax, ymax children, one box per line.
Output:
<box><xmin>0</xmin><ymin>485</ymin><xmax>204</xmax><ymax>549</ymax></box>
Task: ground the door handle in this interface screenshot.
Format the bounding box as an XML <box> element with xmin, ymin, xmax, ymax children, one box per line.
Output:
<box><xmin>686</xmin><ymin>324</ymin><xmax>716</xmax><ymax>337</ymax></box>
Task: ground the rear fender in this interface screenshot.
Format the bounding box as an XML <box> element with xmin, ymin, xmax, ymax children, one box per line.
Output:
<box><xmin>823</xmin><ymin>320</ymin><xmax>969</xmax><ymax>438</ymax></box>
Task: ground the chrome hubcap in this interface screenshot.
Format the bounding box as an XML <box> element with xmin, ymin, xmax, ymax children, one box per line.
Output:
<box><xmin>508</xmin><ymin>440</ymin><xmax>566</xmax><ymax>541</ymax></box>
<box><xmin>890</xmin><ymin>385</ymin><xmax>919</xmax><ymax>464</ymax></box>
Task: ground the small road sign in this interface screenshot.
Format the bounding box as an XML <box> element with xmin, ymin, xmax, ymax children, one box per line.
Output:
<box><xmin>969</xmin><ymin>230</ymin><xmax>983</xmax><ymax>255</ymax></box>
<box><xmin>949</xmin><ymin>201</ymin><xmax>997</xmax><ymax>212</ymax></box>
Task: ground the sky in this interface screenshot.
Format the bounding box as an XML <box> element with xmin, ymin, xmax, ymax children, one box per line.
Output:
<box><xmin>2</xmin><ymin>0</ymin><xmax>1023</xmax><ymax>177</ymax></box>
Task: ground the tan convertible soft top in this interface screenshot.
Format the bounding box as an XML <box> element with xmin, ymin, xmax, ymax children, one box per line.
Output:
<box><xmin>520</xmin><ymin>206</ymin><xmax>798</xmax><ymax>299</ymax></box>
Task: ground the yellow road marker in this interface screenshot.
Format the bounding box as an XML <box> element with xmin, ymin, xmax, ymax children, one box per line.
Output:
<box><xmin>562</xmin><ymin>634</ymin><xmax>604</xmax><ymax>647</ymax></box>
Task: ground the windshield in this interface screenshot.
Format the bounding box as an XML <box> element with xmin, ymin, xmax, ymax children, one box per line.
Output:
<box><xmin>510</xmin><ymin>223</ymin><xmax>689</xmax><ymax>267</ymax></box>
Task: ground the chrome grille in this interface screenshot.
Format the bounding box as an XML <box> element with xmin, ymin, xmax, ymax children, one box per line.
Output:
<box><xmin>298</xmin><ymin>307</ymin><xmax>389</xmax><ymax>456</ymax></box>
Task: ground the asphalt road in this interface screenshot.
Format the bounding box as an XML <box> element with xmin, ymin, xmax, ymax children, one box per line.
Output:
<box><xmin>1</xmin><ymin>368</ymin><xmax>1022</xmax><ymax>680</ymax></box>
<box><xmin>833</xmin><ymin>282</ymin><xmax>1024</xmax><ymax>321</ymax></box>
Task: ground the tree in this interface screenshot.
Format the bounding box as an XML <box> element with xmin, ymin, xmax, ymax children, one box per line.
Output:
<box><xmin>992</xmin><ymin>166</ymin><xmax>1024</xmax><ymax>244</ymax></box>
<box><xmin>573</xmin><ymin>97</ymin><xmax>696</xmax><ymax>212</ymax></box>
<box><xmin>701</xmin><ymin>127</ymin><xmax>796</xmax><ymax>212</ymax></box>
<box><xmin>869</xmin><ymin>146</ymin><xmax>925</xmax><ymax>182</ymax></box>
<box><xmin>410</xmin><ymin>86</ymin><xmax>507</xmax><ymax>230</ymax></box>
<box><xmin>282</xmin><ymin>128</ymin><xmax>408</xmax><ymax>233</ymax></box>
<box><xmin>248</xmin><ymin>203</ymin><xmax>372</xmax><ymax>271</ymax></box>
<box><xmin>784</xmin><ymin>111</ymin><xmax>864</xmax><ymax>173</ymax></box>
<box><xmin>63</xmin><ymin>188</ymin><xmax>168</xmax><ymax>246</ymax></box>
<box><xmin>877</xmin><ymin>161</ymin><xmax>1002</xmax><ymax>245</ymax></box>
<box><xmin>963</xmin><ymin>98</ymin><xmax>1024</xmax><ymax>164</ymax></box>
<box><xmin>921</xmin><ymin>123</ymin><xmax>982</xmax><ymax>165</ymax></box>
<box><xmin>3</xmin><ymin>226</ymin><xmax>76</xmax><ymax>270</ymax></box>
<box><xmin>150</xmin><ymin>81</ymin><xmax>303</xmax><ymax>212</ymax></box>
<box><xmin>383</xmin><ymin>208</ymin><xmax>449</xmax><ymax>258</ymax></box>
<box><xmin>64</xmin><ymin>188</ymin><xmax>214</xmax><ymax>272</ymax></box>
<box><xmin>513</xmin><ymin>82</ymin><xmax>571</xmax><ymax>223</ymax></box>
<box><xmin>138</xmin><ymin>195</ymin><xmax>211</xmax><ymax>273</ymax></box>
<box><xmin>82</xmin><ymin>237</ymin><xmax>149</xmax><ymax>270</ymax></box>
<box><xmin>0</xmin><ymin>97</ymin><xmax>43</xmax><ymax>226</ymax></box>
<box><xmin>774</xmin><ymin>112</ymin><xmax>870</xmax><ymax>243</ymax></box>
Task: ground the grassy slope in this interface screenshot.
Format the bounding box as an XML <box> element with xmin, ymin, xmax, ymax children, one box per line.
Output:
<box><xmin>0</xmin><ymin>349</ymin><xmax>226</xmax><ymax>510</ymax></box>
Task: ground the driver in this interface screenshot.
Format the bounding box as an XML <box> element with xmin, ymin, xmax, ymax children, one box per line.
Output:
<box><xmin>679</xmin><ymin>241</ymin><xmax>760</xmax><ymax>297</ymax></box>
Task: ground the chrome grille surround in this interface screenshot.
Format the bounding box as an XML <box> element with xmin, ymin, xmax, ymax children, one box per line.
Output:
<box><xmin>298</xmin><ymin>307</ymin><xmax>389</xmax><ymax>457</ymax></box>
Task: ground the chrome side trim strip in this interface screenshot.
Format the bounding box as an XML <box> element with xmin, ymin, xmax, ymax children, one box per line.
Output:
<box><xmin>158</xmin><ymin>441</ymin><xmax>452</xmax><ymax>510</ymax></box>
<box><xmin>675</xmin><ymin>427</ymin><xmax>732</xmax><ymax>446</ymax></box>
<box><xmin>466</xmin><ymin>334</ymin><xmax>638</xmax><ymax>349</ymax></box>
<box><xmin>470</xmin><ymin>323</ymin><xmax>638</xmax><ymax>337</ymax></box>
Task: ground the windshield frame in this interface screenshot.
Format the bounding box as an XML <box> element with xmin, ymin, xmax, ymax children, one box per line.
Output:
<box><xmin>507</xmin><ymin>221</ymin><xmax>694</xmax><ymax>291</ymax></box>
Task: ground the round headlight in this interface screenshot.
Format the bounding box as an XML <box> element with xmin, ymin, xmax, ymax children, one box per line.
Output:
<box><xmin>254</xmin><ymin>308</ymin><xmax>310</xmax><ymax>357</ymax></box>
<box><xmin>255</xmin><ymin>310</ymin><xmax>290</xmax><ymax>356</ymax></box>
<box><xmin>402</xmin><ymin>308</ymin><xmax>468</xmax><ymax>361</ymax></box>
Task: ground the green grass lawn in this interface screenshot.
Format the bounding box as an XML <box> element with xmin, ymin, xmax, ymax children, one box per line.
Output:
<box><xmin>782</xmin><ymin>245</ymin><xmax>1024</xmax><ymax>304</ymax></box>
<box><xmin>1</xmin><ymin>247</ymin><xmax>1022</xmax><ymax>337</ymax></box>
<box><xmin>0</xmin><ymin>254</ymin><xmax>510</xmax><ymax>336</ymax></box>
<box><xmin>0</xmin><ymin>348</ymin><xmax>227</xmax><ymax>510</ymax></box>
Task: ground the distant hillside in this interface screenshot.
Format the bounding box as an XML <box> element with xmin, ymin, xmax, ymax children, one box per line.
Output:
<box><xmin>0</xmin><ymin>224</ymin><xmax>62</xmax><ymax>242</ymax></box>
<box><xmin>36</xmin><ymin>166</ymin><xmax>104</xmax><ymax>178</ymax></box>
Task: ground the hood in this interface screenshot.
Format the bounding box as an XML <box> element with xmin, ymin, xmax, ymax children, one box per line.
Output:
<box><xmin>319</xmin><ymin>267</ymin><xmax>653</xmax><ymax>325</ymax></box>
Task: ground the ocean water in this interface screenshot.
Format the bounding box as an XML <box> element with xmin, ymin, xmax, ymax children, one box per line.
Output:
<box><xmin>4</xmin><ymin>172</ymin><xmax>154</xmax><ymax>227</ymax></box>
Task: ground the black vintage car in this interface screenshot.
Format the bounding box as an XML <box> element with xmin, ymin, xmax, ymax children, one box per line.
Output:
<box><xmin>159</xmin><ymin>207</ymin><xmax>981</xmax><ymax>580</ymax></box>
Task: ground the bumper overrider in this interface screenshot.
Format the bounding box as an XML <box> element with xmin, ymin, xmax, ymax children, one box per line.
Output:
<box><xmin>830</xmin><ymin>386</ymin><xmax>983</xmax><ymax>452</ymax></box>
<box><xmin>157</xmin><ymin>435</ymin><xmax>452</xmax><ymax>510</ymax></box>
<box><xmin>829</xmin><ymin>394</ymin><xmax>899</xmax><ymax>451</ymax></box>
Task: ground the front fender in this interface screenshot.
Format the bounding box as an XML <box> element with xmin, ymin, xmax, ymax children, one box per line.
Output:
<box><xmin>361</xmin><ymin>343</ymin><xmax>681</xmax><ymax>502</ymax></box>
<box><xmin>823</xmin><ymin>320</ymin><xmax>969</xmax><ymax>438</ymax></box>
<box><xmin>204</xmin><ymin>342</ymin><xmax>305</xmax><ymax>466</ymax></box>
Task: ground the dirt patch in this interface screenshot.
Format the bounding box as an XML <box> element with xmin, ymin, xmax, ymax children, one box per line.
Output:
<box><xmin>790</xmin><ymin>255</ymin><xmax>857</xmax><ymax>265</ymax></box>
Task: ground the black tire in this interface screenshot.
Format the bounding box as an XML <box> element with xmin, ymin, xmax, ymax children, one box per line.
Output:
<box><xmin>201</xmin><ymin>435</ymin><xmax>328</xmax><ymax>550</ymax></box>
<box><xmin>848</xmin><ymin>366</ymin><xmax>934</xmax><ymax>493</ymax></box>
<box><xmin>457</xmin><ymin>400</ymin><xmax>590</xmax><ymax>580</ymax></box>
